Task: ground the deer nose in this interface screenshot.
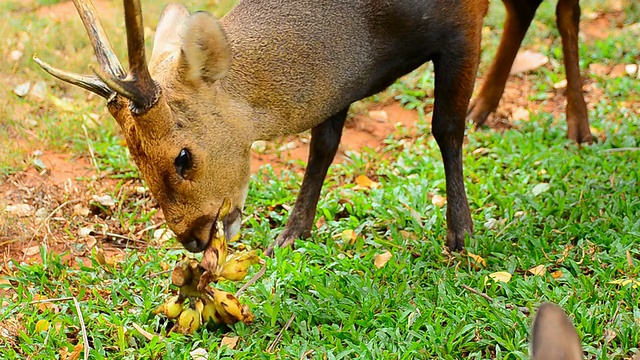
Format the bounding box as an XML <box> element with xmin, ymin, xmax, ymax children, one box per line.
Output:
<box><xmin>182</xmin><ymin>235</ymin><xmax>208</xmax><ymax>253</ymax></box>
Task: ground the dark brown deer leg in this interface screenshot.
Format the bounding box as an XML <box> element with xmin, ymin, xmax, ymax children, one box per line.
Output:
<box><xmin>266</xmin><ymin>108</ymin><xmax>348</xmax><ymax>256</ymax></box>
<box><xmin>557</xmin><ymin>0</ymin><xmax>593</xmax><ymax>144</ymax></box>
<box><xmin>467</xmin><ymin>0</ymin><xmax>542</xmax><ymax>126</ymax></box>
<box><xmin>432</xmin><ymin>45</ymin><xmax>479</xmax><ymax>251</ymax></box>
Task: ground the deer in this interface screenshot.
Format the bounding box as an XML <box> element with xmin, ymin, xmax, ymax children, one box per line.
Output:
<box><xmin>34</xmin><ymin>0</ymin><xmax>488</xmax><ymax>255</ymax></box>
<box><xmin>530</xmin><ymin>302</ymin><xmax>584</xmax><ymax>360</ymax></box>
<box><xmin>467</xmin><ymin>0</ymin><xmax>594</xmax><ymax>145</ymax></box>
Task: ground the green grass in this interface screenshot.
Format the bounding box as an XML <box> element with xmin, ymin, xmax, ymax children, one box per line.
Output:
<box><xmin>1</xmin><ymin>0</ymin><xmax>639</xmax><ymax>359</ymax></box>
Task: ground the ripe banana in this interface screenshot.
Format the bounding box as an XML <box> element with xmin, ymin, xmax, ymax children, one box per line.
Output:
<box><xmin>177</xmin><ymin>308</ymin><xmax>201</xmax><ymax>334</ymax></box>
<box><xmin>219</xmin><ymin>251</ymin><xmax>259</xmax><ymax>281</ymax></box>
<box><xmin>153</xmin><ymin>295</ymin><xmax>185</xmax><ymax>319</ymax></box>
<box><xmin>212</xmin><ymin>289</ymin><xmax>254</xmax><ymax>325</ymax></box>
<box><xmin>155</xmin><ymin>198</ymin><xmax>259</xmax><ymax>333</ymax></box>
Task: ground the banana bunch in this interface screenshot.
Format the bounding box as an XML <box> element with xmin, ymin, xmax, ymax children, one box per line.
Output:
<box><xmin>154</xmin><ymin>198</ymin><xmax>259</xmax><ymax>334</ymax></box>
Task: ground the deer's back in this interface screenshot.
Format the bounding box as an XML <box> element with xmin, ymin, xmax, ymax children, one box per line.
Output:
<box><xmin>219</xmin><ymin>0</ymin><xmax>488</xmax><ymax>137</ymax></box>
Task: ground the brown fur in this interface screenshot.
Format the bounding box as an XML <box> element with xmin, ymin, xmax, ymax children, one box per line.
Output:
<box><xmin>38</xmin><ymin>0</ymin><xmax>489</xmax><ymax>253</ymax></box>
<box><xmin>531</xmin><ymin>302</ymin><xmax>583</xmax><ymax>360</ymax></box>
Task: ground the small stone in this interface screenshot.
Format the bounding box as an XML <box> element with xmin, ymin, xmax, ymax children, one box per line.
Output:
<box><xmin>13</xmin><ymin>82</ymin><xmax>30</xmax><ymax>97</ymax></box>
<box><xmin>251</xmin><ymin>140</ymin><xmax>267</xmax><ymax>153</ymax></box>
<box><xmin>35</xmin><ymin>208</ymin><xmax>49</xmax><ymax>219</ymax></box>
<box><xmin>9</xmin><ymin>50</ymin><xmax>23</xmax><ymax>62</ymax></box>
<box><xmin>92</xmin><ymin>195</ymin><xmax>115</xmax><ymax>207</ymax></box>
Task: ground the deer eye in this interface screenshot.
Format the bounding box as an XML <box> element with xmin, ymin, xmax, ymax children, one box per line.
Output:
<box><xmin>174</xmin><ymin>148</ymin><xmax>193</xmax><ymax>179</ymax></box>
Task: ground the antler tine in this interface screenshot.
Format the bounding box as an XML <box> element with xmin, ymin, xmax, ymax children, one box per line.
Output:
<box><xmin>33</xmin><ymin>54</ymin><xmax>113</xmax><ymax>99</ymax></box>
<box><xmin>120</xmin><ymin>0</ymin><xmax>159</xmax><ymax>112</ymax></box>
<box><xmin>72</xmin><ymin>0</ymin><xmax>126</xmax><ymax>78</ymax></box>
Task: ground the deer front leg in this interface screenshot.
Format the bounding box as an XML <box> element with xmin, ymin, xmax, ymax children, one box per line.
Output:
<box><xmin>557</xmin><ymin>0</ymin><xmax>593</xmax><ymax>144</ymax></box>
<box><xmin>467</xmin><ymin>0</ymin><xmax>542</xmax><ymax>126</ymax></box>
<box><xmin>265</xmin><ymin>108</ymin><xmax>348</xmax><ymax>257</ymax></box>
<box><xmin>433</xmin><ymin>49</ymin><xmax>479</xmax><ymax>251</ymax></box>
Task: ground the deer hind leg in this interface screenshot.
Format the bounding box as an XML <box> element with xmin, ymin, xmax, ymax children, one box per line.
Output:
<box><xmin>265</xmin><ymin>108</ymin><xmax>348</xmax><ymax>257</ymax></box>
<box><xmin>557</xmin><ymin>0</ymin><xmax>593</xmax><ymax>144</ymax></box>
<box><xmin>467</xmin><ymin>0</ymin><xmax>542</xmax><ymax>126</ymax></box>
<box><xmin>432</xmin><ymin>41</ymin><xmax>483</xmax><ymax>251</ymax></box>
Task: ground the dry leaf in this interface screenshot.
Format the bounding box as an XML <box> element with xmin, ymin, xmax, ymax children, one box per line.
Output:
<box><xmin>4</xmin><ymin>204</ymin><xmax>33</xmax><ymax>217</ymax></box>
<box><xmin>22</xmin><ymin>246</ymin><xmax>40</xmax><ymax>257</ymax></box>
<box><xmin>341</xmin><ymin>229</ymin><xmax>357</xmax><ymax>244</ymax></box>
<box><xmin>73</xmin><ymin>203</ymin><xmax>90</xmax><ymax>217</ymax></box>
<box><xmin>626</xmin><ymin>250</ymin><xmax>634</xmax><ymax>267</ymax></box>
<box><xmin>220</xmin><ymin>336</ymin><xmax>239</xmax><ymax>349</ymax></box>
<box><xmin>511</xmin><ymin>107</ymin><xmax>530</xmax><ymax>121</ymax></box>
<box><xmin>604</xmin><ymin>328</ymin><xmax>617</xmax><ymax>343</ymax></box>
<box><xmin>589</xmin><ymin>63</ymin><xmax>610</xmax><ymax>76</ymax></box>
<box><xmin>551</xmin><ymin>270</ymin><xmax>564</xmax><ymax>279</ymax></box>
<box><xmin>510</xmin><ymin>50</ymin><xmax>549</xmax><ymax>74</ymax></box>
<box><xmin>354</xmin><ymin>175</ymin><xmax>380</xmax><ymax>189</ymax></box>
<box><xmin>467</xmin><ymin>252</ymin><xmax>486</xmax><ymax>267</ymax></box>
<box><xmin>609</xmin><ymin>64</ymin><xmax>627</xmax><ymax>78</ymax></box>
<box><xmin>131</xmin><ymin>322</ymin><xmax>163</xmax><ymax>341</ymax></box>
<box><xmin>528</xmin><ymin>264</ymin><xmax>546</xmax><ymax>276</ymax></box>
<box><xmin>315</xmin><ymin>215</ymin><xmax>326</xmax><ymax>229</ymax></box>
<box><xmin>60</xmin><ymin>343</ymin><xmax>83</xmax><ymax>360</ymax></box>
<box><xmin>374</xmin><ymin>251</ymin><xmax>393</xmax><ymax>269</ymax></box>
<box><xmin>431</xmin><ymin>195</ymin><xmax>446</xmax><ymax>207</ymax></box>
<box><xmin>532</xmin><ymin>183</ymin><xmax>550</xmax><ymax>196</ymax></box>
<box><xmin>488</xmin><ymin>271</ymin><xmax>512</xmax><ymax>283</ymax></box>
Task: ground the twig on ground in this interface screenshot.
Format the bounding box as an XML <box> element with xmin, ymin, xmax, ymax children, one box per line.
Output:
<box><xmin>601</xmin><ymin>147</ymin><xmax>640</xmax><ymax>153</ymax></box>
<box><xmin>135</xmin><ymin>222</ymin><xmax>164</xmax><ymax>237</ymax></box>
<box><xmin>30</xmin><ymin>296</ymin><xmax>90</xmax><ymax>360</ymax></box>
<box><xmin>462</xmin><ymin>284</ymin><xmax>530</xmax><ymax>315</ymax></box>
<box><xmin>131</xmin><ymin>322</ymin><xmax>164</xmax><ymax>341</ymax></box>
<box><xmin>267</xmin><ymin>313</ymin><xmax>296</xmax><ymax>353</ymax></box>
<box><xmin>236</xmin><ymin>261</ymin><xmax>267</xmax><ymax>297</ymax></box>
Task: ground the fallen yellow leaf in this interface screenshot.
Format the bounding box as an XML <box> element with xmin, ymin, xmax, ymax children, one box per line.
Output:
<box><xmin>528</xmin><ymin>264</ymin><xmax>546</xmax><ymax>276</ymax></box>
<box><xmin>341</xmin><ymin>229</ymin><xmax>357</xmax><ymax>244</ymax></box>
<box><xmin>551</xmin><ymin>270</ymin><xmax>564</xmax><ymax>279</ymax></box>
<box><xmin>374</xmin><ymin>251</ymin><xmax>393</xmax><ymax>269</ymax></box>
<box><xmin>354</xmin><ymin>175</ymin><xmax>379</xmax><ymax>189</ymax></box>
<box><xmin>431</xmin><ymin>194</ymin><xmax>446</xmax><ymax>207</ymax></box>
<box><xmin>220</xmin><ymin>336</ymin><xmax>239</xmax><ymax>349</ymax></box>
<box><xmin>467</xmin><ymin>252</ymin><xmax>486</xmax><ymax>268</ymax></box>
<box><xmin>488</xmin><ymin>271</ymin><xmax>512</xmax><ymax>283</ymax></box>
<box><xmin>34</xmin><ymin>319</ymin><xmax>50</xmax><ymax>332</ymax></box>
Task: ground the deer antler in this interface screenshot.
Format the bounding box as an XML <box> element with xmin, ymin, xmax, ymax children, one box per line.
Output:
<box><xmin>92</xmin><ymin>0</ymin><xmax>159</xmax><ymax>113</ymax></box>
<box><xmin>35</xmin><ymin>0</ymin><xmax>160</xmax><ymax>114</ymax></box>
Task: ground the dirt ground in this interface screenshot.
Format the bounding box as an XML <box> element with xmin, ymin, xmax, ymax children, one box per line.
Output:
<box><xmin>0</xmin><ymin>1</ymin><xmax>633</xmax><ymax>268</ymax></box>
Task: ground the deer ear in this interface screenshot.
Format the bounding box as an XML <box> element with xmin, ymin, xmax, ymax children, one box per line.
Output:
<box><xmin>150</xmin><ymin>4</ymin><xmax>190</xmax><ymax>68</ymax></box>
<box><xmin>179</xmin><ymin>12</ymin><xmax>231</xmax><ymax>82</ymax></box>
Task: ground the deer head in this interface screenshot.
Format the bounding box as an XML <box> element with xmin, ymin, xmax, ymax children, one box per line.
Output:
<box><xmin>35</xmin><ymin>0</ymin><xmax>251</xmax><ymax>252</ymax></box>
